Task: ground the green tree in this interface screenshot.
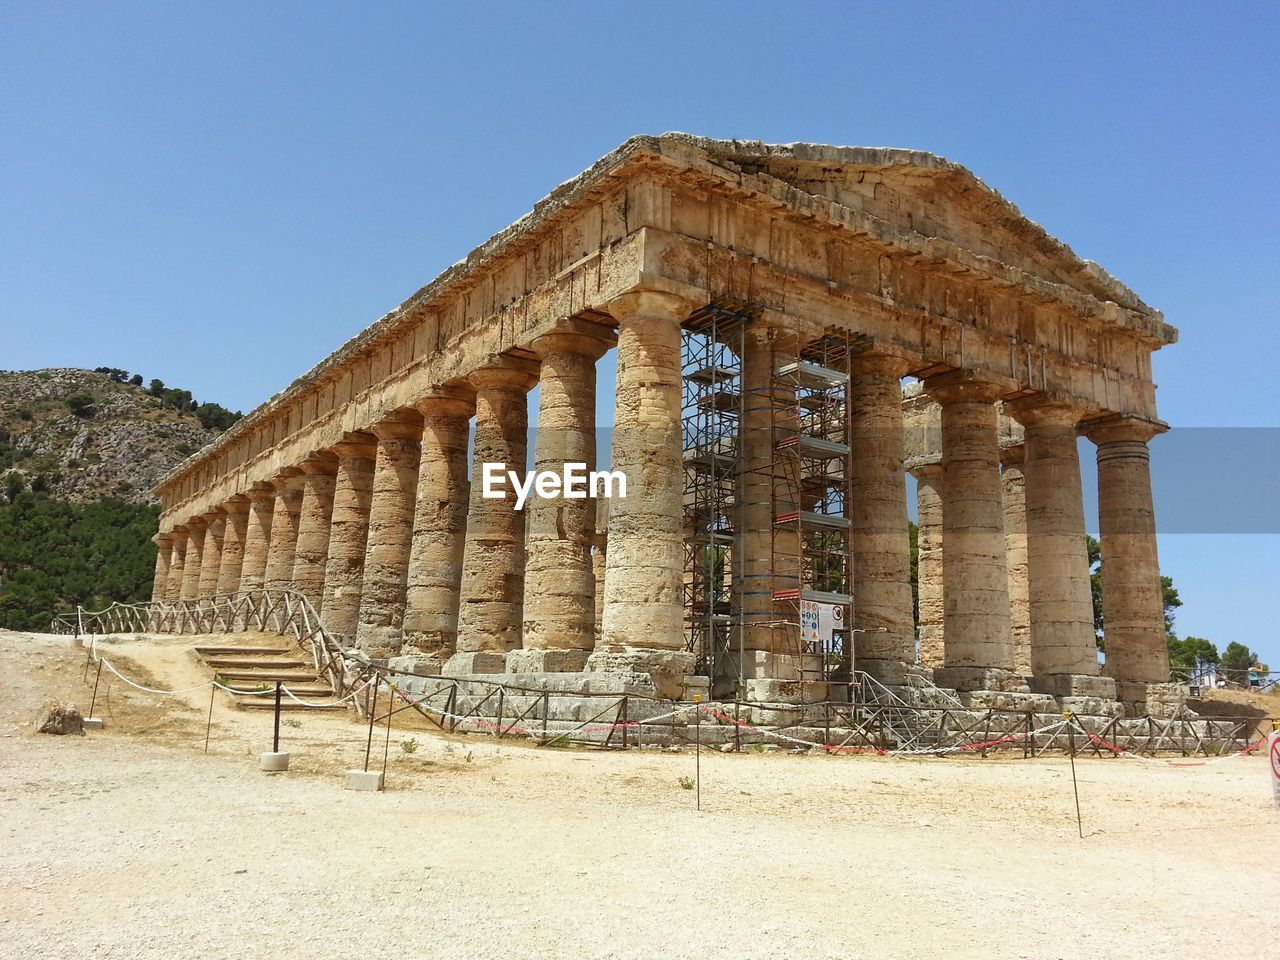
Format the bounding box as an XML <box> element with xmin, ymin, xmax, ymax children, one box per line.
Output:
<box><xmin>1167</xmin><ymin>635</ymin><xmax>1218</xmax><ymax>678</ymax></box>
<box><xmin>65</xmin><ymin>394</ymin><xmax>96</xmax><ymax>418</ymax></box>
<box><xmin>4</xmin><ymin>472</ymin><xmax>24</xmax><ymax>504</ymax></box>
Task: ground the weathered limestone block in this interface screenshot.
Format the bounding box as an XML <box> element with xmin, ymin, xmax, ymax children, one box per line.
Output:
<box><xmin>1087</xmin><ymin>416</ymin><xmax>1171</xmax><ymax>690</ymax></box>
<box><xmin>322</xmin><ymin>433</ymin><xmax>376</xmax><ymax>646</ymax></box>
<box><xmin>165</xmin><ymin>527</ymin><xmax>187</xmax><ymax>601</ymax></box>
<box><xmin>923</xmin><ymin>371</ymin><xmax>1020</xmax><ymax>690</ymax></box>
<box><xmin>238</xmin><ymin>483</ymin><xmax>275</xmax><ymax>592</ymax></box>
<box><xmin>356</xmin><ymin>412</ymin><xmax>423</xmax><ymax>659</ymax></box>
<box><xmin>216</xmin><ymin>496</ymin><xmax>249</xmax><ymax>596</ymax></box>
<box><xmin>999</xmin><ymin>440</ymin><xmax>1031</xmax><ymax>676</ymax></box>
<box><xmin>592</xmin><ymin>291</ymin><xmax>696</xmax><ymax>685</ymax></box>
<box><xmin>847</xmin><ymin>350</ymin><xmax>916</xmax><ymax>672</ymax></box>
<box><xmin>291</xmin><ymin>453</ymin><xmax>339</xmax><ymax>610</ymax></box>
<box><xmin>403</xmin><ymin>388</ymin><xmax>474</xmax><ymax>659</ymax></box>
<box><xmin>263</xmin><ymin>470</ymin><xmax>304</xmax><ymax>593</ymax></box>
<box><xmin>197</xmin><ymin>510</ymin><xmax>225</xmax><ymax>598</ymax></box>
<box><xmin>455</xmin><ymin>361</ymin><xmax>537</xmax><ymax>656</ymax></box>
<box><xmin>523</xmin><ymin>326</ymin><xmax>613</xmax><ymax>659</ymax></box>
<box><xmin>36</xmin><ymin>700</ymin><xmax>83</xmax><ymax>735</ymax></box>
<box><xmin>151</xmin><ymin>533</ymin><xmax>172</xmax><ymax>603</ymax></box>
<box><xmin>180</xmin><ymin>518</ymin><xmax>206</xmax><ymax>600</ymax></box>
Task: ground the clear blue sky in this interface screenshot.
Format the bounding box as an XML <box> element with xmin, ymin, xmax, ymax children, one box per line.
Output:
<box><xmin>3</xmin><ymin>3</ymin><xmax>1278</xmax><ymax>667</ymax></box>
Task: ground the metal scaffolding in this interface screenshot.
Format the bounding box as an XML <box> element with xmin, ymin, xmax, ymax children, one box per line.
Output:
<box><xmin>680</xmin><ymin>303</ymin><xmax>747</xmax><ymax>698</ymax></box>
<box><xmin>766</xmin><ymin>330</ymin><xmax>856</xmax><ymax>682</ymax></box>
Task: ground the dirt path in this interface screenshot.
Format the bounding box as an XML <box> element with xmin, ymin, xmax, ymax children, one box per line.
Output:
<box><xmin>1</xmin><ymin>630</ymin><xmax>1274</xmax><ymax>959</ymax></box>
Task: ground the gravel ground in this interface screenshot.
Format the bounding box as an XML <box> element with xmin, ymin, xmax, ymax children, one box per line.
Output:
<box><xmin>1</xmin><ymin>629</ymin><xmax>1275</xmax><ymax>960</ymax></box>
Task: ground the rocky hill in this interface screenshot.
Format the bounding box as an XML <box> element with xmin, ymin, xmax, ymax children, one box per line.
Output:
<box><xmin>0</xmin><ymin>368</ymin><xmax>237</xmax><ymax>505</ymax></box>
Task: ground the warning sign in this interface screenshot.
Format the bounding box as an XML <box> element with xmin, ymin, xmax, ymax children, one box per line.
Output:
<box><xmin>801</xmin><ymin>601</ymin><xmax>843</xmax><ymax>644</ymax></box>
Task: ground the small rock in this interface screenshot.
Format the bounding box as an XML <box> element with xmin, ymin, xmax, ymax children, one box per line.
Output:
<box><xmin>35</xmin><ymin>700</ymin><xmax>83</xmax><ymax>735</ymax></box>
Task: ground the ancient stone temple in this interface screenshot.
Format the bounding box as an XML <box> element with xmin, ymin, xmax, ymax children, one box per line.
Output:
<box><xmin>151</xmin><ymin>134</ymin><xmax>1177</xmax><ymax>716</ymax></box>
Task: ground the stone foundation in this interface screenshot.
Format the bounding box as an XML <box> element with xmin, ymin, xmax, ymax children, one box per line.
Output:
<box><xmin>933</xmin><ymin>666</ymin><xmax>1030</xmax><ymax>694</ymax></box>
<box><xmin>1029</xmin><ymin>673</ymin><xmax>1117</xmax><ymax>699</ymax></box>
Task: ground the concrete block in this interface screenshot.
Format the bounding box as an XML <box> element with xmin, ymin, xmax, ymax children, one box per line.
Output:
<box><xmin>506</xmin><ymin>649</ymin><xmax>591</xmax><ymax>674</ymax></box>
<box><xmin>387</xmin><ymin>656</ymin><xmax>443</xmax><ymax>678</ymax></box>
<box><xmin>344</xmin><ymin>769</ymin><xmax>384</xmax><ymax>792</ymax></box>
<box><xmin>442</xmin><ymin>652</ymin><xmax>507</xmax><ymax>676</ymax></box>
<box><xmin>934</xmin><ymin>666</ymin><xmax>1030</xmax><ymax>694</ymax></box>
<box><xmin>259</xmin><ymin>751</ymin><xmax>290</xmax><ymax>772</ymax></box>
<box><xmin>1030</xmin><ymin>673</ymin><xmax>1117</xmax><ymax>700</ymax></box>
<box><xmin>82</xmin><ymin>717</ymin><xmax>105</xmax><ymax>730</ymax></box>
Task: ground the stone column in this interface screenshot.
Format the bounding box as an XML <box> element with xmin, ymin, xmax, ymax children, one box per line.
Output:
<box><xmin>151</xmin><ymin>533</ymin><xmax>172</xmax><ymax>602</ymax></box>
<box><xmin>165</xmin><ymin>528</ymin><xmax>188</xmax><ymax>602</ymax></box>
<box><xmin>592</xmin><ymin>515</ymin><xmax>608</xmax><ymax>641</ymax></box>
<box><xmin>263</xmin><ymin>470</ymin><xmax>304</xmax><ymax>593</ymax></box>
<box><xmin>999</xmin><ymin>441</ymin><xmax>1031</xmax><ymax>676</ymax></box>
<box><xmin>736</xmin><ymin>319</ymin><xmax>802</xmax><ymax>680</ymax></box>
<box><xmin>238</xmin><ymin>484</ymin><xmax>275</xmax><ymax>592</ymax></box>
<box><xmin>518</xmin><ymin>327</ymin><xmax>614</xmax><ymax>673</ymax></box>
<box><xmin>1086</xmin><ymin>416</ymin><xmax>1170</xmax><ymax>700</ymax></box>
<box><xmin>908</xmin><ymin>459</ymin><xmax>945</xmax><ymax>669</ymax></box>
<box><xmin>847</xmin><ymin>351</ymin><xmax>916</xmax><ymax>680</ymax></box>
<box><xmin>355</xmin><ymin>411</ymin><xmax>423</xmax><ymax>658</ymax></box>
<box><xmin>217</xmin><ymin>497</ymin><xmax>250</xmax><ymax>595</ymax></box>
<box><xmin>1010</xmin><ymin>400</ymin><xmax>1114</xmax><ymax>701</ymax></box>
<box><xmin>923</xmin><ymin>371</ymin><xmax>1023</xmax><ymax>692</ymax></box>
<box><xmin>402</xmin><ymin>389</ymin><xmax>474</xmax><ymax>663</ymax></box>
<box><xmin>452</xmin><ymin>360</ymin><xmax>537</xmax><ymax>670</ymax></box>
<box><xmin>321</xmin><ymin>433</ymin><xmax>376</xmax><ymax>647</ymax></box>
<box><xmin>291</xmin><ymin>453</ymin><xmax>338</xmax><ymax>610</ymax></box>
<box><xmin>180</xmin><ymin>518</ymin><xmax>206</xmax><ymax>600</ymax></box>
<box><xmin>197</xmin><ymin>510</ymin><xmax>225</xmax><ymax>597</ymax></box>
<box><xmin>589</xmin><ymin>290</ymin><xmax>695</xmax><ymax>698</ymax></box>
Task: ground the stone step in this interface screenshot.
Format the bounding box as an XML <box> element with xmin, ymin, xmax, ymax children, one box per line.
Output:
<box><xmin>213</xmin><ymin>669</ymin><xmax>321</xmax><ymax>683</ymax></box>
<box><xmin>194</xmin><ymin>646</ymin><xmax>293</xmax><ymax>657</ymax></box>
<box><xmin>202</xmin><ymin>656</ymin><xmax>310</xmax><ymax>670</ymax></box>
<box><xmin>237</xmin><ymin>698</ymin><xmax>346</xmax><ymax>712</ymax></box>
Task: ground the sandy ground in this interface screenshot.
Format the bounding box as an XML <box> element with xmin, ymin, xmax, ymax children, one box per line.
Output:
<box><xmin>0</xmin><ymin>629</ymin><xmax>1275</xmax><ymax>960</ymax></box>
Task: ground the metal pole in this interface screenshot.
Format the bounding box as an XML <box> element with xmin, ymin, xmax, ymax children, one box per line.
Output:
<box><xmin>88</xmin><ymin>660</ymin><xmax>103</xmax><ymax>718</ymax></box>
<box><xmin>272</xmin><ymin>681</ymin><xmax>282</xmax><ymax>754</ymax></box>
<box><xmin>381</xmin><ymin>683</ymin><xmax>395</xmax><ymax>783</ymax></box>
<box><xmin>695</xmin><ymin>695</ymin><xmax>702</xmax><ymax>812</ymax></box>
<box><xmin>1066</xmin><ymin>713</ymin><xmax>1083</xmax><ymax>839</ymax></box>
<box><xmin>364</xmin><ymin>681</ymin><xmax>380</xmax><ymax>772</ymax></box>
<box><xmin>205</xmin><ymin>683</ymin><xmax>216</xmax><ymax>754</ymax></box>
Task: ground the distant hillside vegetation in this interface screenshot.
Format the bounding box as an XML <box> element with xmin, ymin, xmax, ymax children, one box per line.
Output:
<box><xmin>0</xmin><ymin>367</ymin><xmax>241</xmax><ymax>505</ymax></box>
<box><xmin>0</xmin><ymin>367</ymin><xmax>243</xmax><ymax>628</ymax></box>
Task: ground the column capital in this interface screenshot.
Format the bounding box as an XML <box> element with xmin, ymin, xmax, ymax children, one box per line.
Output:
<box><xmin>369</xmin><ymin>408</ymin><xmax>425</xmax><ymax>441</ymax></box>
<box><xmin>921</xmin><ymin>368</ymin><xmax>1016</xmax><ymax>405</ymax></box>
<box><xmin>605</xmin><ymin>289</ymin><xmax>693</xmax><ymax>325</ymax></box>
<box><xmin>272</xmin><ymin>465</ymin><xmax>306</xmax><ymax>491</ymax></box>
<box><xmin>169</xmin><ymin>523</ymin><xmax>189</xmax><ymax>537</ymax></box>
<box><xmin>245</xmin><ymin>482</ymin><xmax>276</xmax><ymax>504</ymax></box>
<box><xmin>152</xmin><ymin>532</ymin><xmax>173</xmax><ymax>546</ymax></box>
<box><xmin>185</xmin><ymin>515</ymin><xmax>208</xmax><ymax>532</ymax></box>
<box><xmin>1003</xmin><ymin>393</ymin><xmax>1089</xmax><ymax>429</ymax></box>
<box><xmin>530</xmin><ymin>320</ymin><xmax>616</xmax><ymax>362</ymax></box>
<box><xmin>905</xmin><ymin>455</ymin><xmax>943</xmax><ymax>479</ymax></box>
<box><xmin>415</xmin><ymin>384</ymin><xmax>477</xmax><ymax>420</ymax></box>
<box><xmin>201</xmin><ymin>508</ymin><xmax>227</xmax><ymax>530</ymax></box>
<box><xmin>1084</xmin><ymin>414</ymin><xmax>1169</xmax><ymax>445</ymax></box>
<box><xmin>298</xmin><ymin>451</ymin><xmax>340</xmax><ymax>476</ymax></box>
<box><xmin>331</xmin><ymin>431</ymin><xmax>377</xmax><ymax>461</ymax></box>
<box><xmin>221</xmin><ymin>495</ymin><xmax>251</xmax><ymax>515</ymax></box>
<box><xmin>848</xmin><ymin>344</ymin><xmax>913</xmax><ymax>378</ymax></box>
<box><xmin>467</xmin><ymin>355</ymin><xmax>539</xmax><ymax>393</ymax></box>
<box><xmin>999</xmin><ymin>440</ymin><xmax>1026</xmax><ymax>467</ymax></box>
